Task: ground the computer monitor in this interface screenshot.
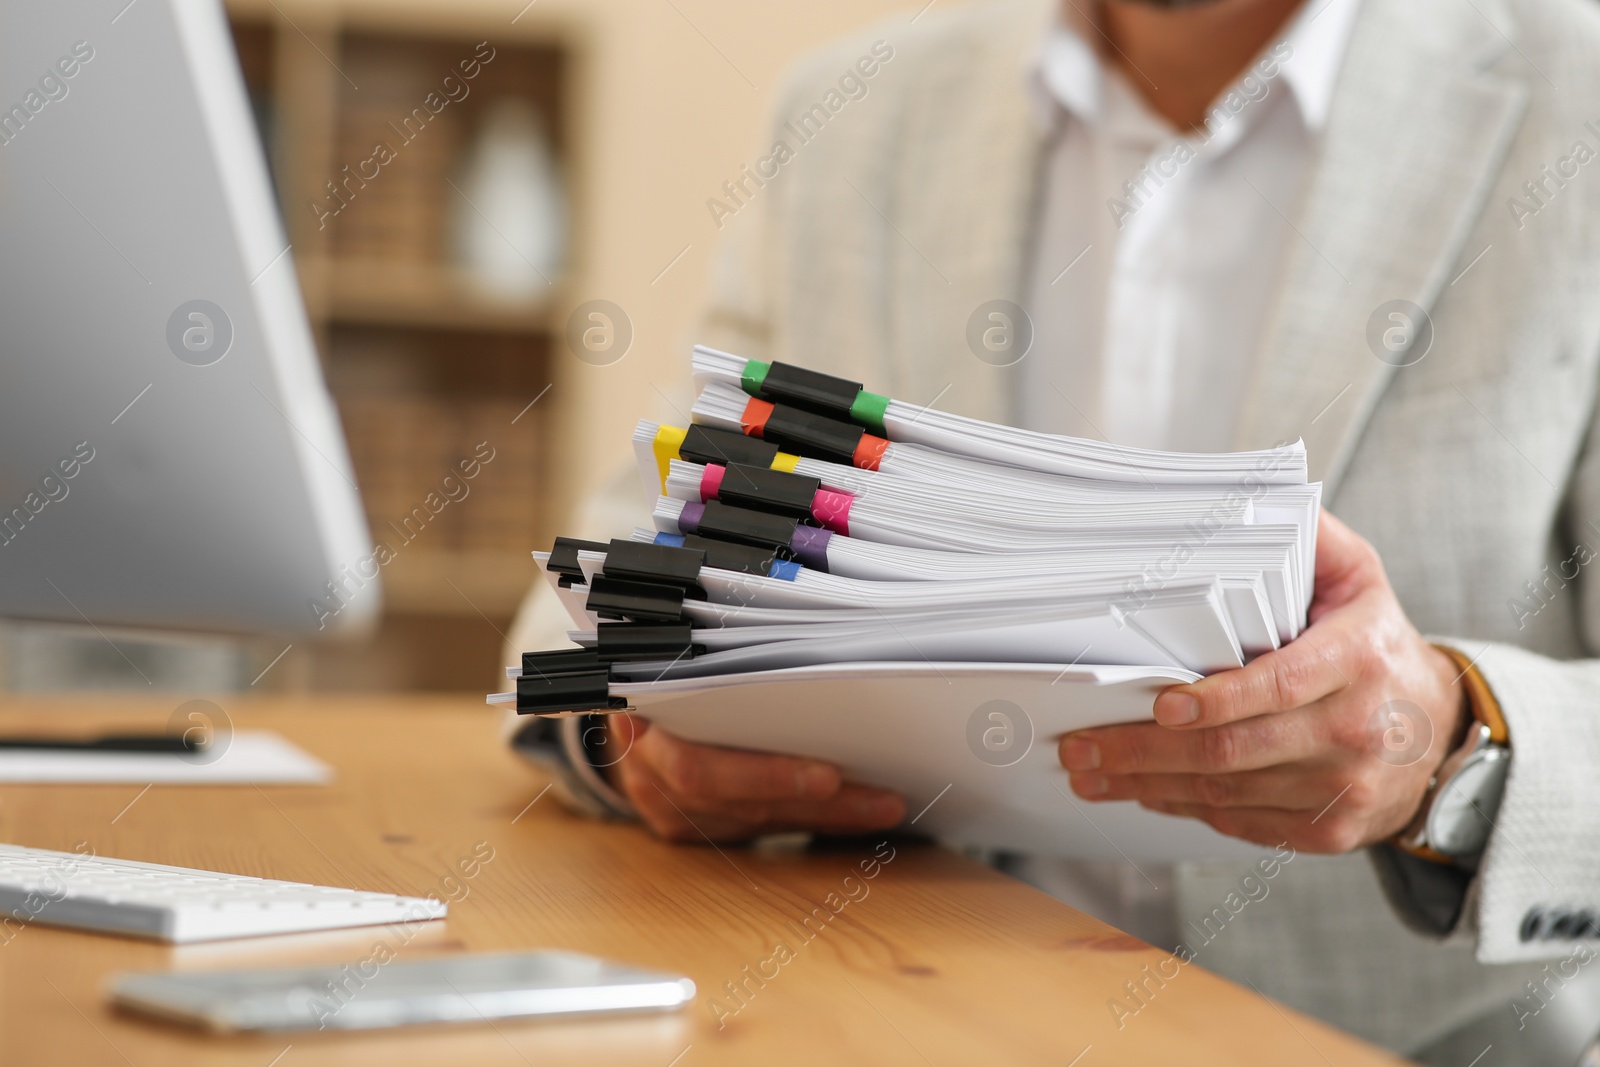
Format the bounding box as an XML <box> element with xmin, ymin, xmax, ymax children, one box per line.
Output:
<box><xmin>0</xmin><ymin>0</ymin><xmax>377</xmax><ymax>635</ymax></box>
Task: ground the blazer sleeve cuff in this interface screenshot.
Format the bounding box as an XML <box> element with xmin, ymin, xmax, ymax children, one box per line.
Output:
<box><xmin>1423</xmin><ymin>637</ymin><xmax>1600</xmax><ymax>964</ymax></box>
<box><xmin>507</xmin><ymin>715</ymin><xmax>637</xmax><ymax>821</ymax></box>
<box><xmin>1367</xmin><ymin>842</ymin><xmax>1476</xmax><ymax>938</ymax></box>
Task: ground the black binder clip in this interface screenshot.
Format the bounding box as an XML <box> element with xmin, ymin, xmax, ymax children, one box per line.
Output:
<box><xmin>760</xmin><ymin>404</ymin><xmax>865</xmax><ymax>466</ymax></box>
<box><xmin>546</xmin><ymin>536</ymin><xmax>607</xmax><ymax>588</ymax></box>
<box><xmin>581</xmin><ymin>539</ymin><xmax>719</xmax><ymax>623</ymax></box>
<box><xmin>600</xmin><ymin>539</ymin><xmax>706</xmax><ymax>594</ymax></box>
<box><xmin>515</xmin><ymin>648</ymin><xmax>627</xmax><ymax>715</ymax></box>
<box><xmin>521</xmin><ymin>648</ymin><xmax>608</xmax><ymax>676</ymax></box>
<box><xmin>758</xmin><ymin>362</ymin><xmax>863</xmax><ymax>420</ymax></box>
<box><xmin>595</xmin><ymin>622</ymin><xmax>703</xmax><ymax>663</ymax></box>
<box><xmin>515</xmin><ymin>672</ymin><xmax>626</xmax><ymax>715</ymax></box>
<box><xmin>679</xmin><ymin>424</ymin><xmax>781</xmax><ymax>469</ymax></box>
<box><xmin>585</xmin><ymin>575</ymin><xmax>688</xmax><ymax>623</ymax></box>
<box><xmin>678</xmin><ymin>534</ymin><xmax>779</xmax><ymax>575</ymax></box>
<box><xmin>695</xmin><ymin>500</ymin><xmax>800</xmax><ymax>552</ymax></box>
<box><xmin>717</xmin><ymin>463</ymin><xmax>820</xmax><ymax>519</ymax></box>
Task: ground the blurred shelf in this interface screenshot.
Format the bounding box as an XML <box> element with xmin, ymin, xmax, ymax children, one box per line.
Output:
<box><xmin>379</xmin><ymin>549</ymin><xmax>537</xmax><ymax>616</ymax></box>
<box><xmin>301</xmin><ymin>257</ymin><xmax>563</xmax><ymax>334</ymax></box>
<box><xmin>225</xmin><ymin>3</ymin><xmax>569</xmax><ymax>688</ymax></box>
<box><xmin>225</xmin><ymin>0</ymin><xmax>590</xmax><ymax>40</ymax></box>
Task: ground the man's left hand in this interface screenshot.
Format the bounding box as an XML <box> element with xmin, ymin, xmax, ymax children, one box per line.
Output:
<box><xmin>1060</xmin><ymin>510</ymin><xmax>1469</xmax><ymax>853</ymax></box>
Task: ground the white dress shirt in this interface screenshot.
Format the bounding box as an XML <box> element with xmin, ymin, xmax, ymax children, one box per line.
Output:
<box><xmin>1019</xmin><ymin>0</ymin><xmax>1362</xmax><ymax>450</ymax></box>
<box><xmin>1009</xmin><ymin>0</ymin><xmax>1361</xmax><ymax>947</ymax></box>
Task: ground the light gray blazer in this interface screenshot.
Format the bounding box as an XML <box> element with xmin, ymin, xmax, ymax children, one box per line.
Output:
<box><xmin>675</xmin><ymin>0</ymin><xmax>1600</xmax><ymax>1051</ymax></box>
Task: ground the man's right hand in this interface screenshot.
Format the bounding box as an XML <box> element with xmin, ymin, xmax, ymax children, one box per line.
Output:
<box><xmin>602</xmin><ymin>714</ymin><xmax>906</xmax><ymax>843</ymax></box>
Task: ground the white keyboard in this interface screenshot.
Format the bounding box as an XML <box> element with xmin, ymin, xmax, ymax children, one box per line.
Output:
<box><xmin>0</xmin><ymin>844</ymin><xmax>447</xmax><ymax>943</ymax></box>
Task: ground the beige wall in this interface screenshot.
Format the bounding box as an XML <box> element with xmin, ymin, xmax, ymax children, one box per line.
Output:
<box><xmin>541</xmin><ymin>0</ymin><xmax>921</xmax><ymax>529</ymax></box>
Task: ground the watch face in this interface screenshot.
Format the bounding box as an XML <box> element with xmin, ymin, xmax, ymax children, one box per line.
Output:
<box><xmin>1427</xmin><ymin>749</ymin><xmax>1510</xmax><ymax>856</ymax></box>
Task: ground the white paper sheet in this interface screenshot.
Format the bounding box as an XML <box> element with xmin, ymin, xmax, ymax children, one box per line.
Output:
<box><xmin>495</xmin><ymin>662</ymin><xmax>1263</xmax><ymax>862</ymax></box>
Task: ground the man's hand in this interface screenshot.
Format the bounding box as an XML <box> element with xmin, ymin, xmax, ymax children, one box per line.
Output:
<box><xmin>602</xmin><ymin>714</ymin><xmax>906</xmax><ymax>843</ymax></box>
<box><xmin>1061</xmin><ymin>510</ymin><xmax>1470</xmax><ymax>853</ymax></box>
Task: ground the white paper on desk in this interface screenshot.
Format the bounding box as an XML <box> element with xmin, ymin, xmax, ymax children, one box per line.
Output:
<box><xmin>579</xmin><ymin>662</ymin><xmax>1263</xmax><ymax>862</ymax></box>
<box><xmin>0</xmin><ymin>731</ymin><xmax>331</xmax><ymax>784</ymax></box>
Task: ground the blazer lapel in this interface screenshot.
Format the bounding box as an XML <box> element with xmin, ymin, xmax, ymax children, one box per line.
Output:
<box><xmin>1233</xmin><ymin>0</ymin><xmax>1528</xmax><ymax>490</ymax></box>
<box><xmin>887</xmin><ymin>0</ymin><xmax>1053</xmax><ymax>424</ymax></box>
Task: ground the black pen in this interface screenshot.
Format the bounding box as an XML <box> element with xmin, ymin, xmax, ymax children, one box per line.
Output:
<box><xmin>0</xmin><ymin>734</ymin><xmax>204</xmax><ymax>754</ymax></box>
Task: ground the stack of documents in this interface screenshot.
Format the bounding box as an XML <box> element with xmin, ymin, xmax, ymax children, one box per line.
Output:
<box><xmin>490</xmin><ymin>346</ymin><xmax>1319</xmax><ymax>859</ymax></box>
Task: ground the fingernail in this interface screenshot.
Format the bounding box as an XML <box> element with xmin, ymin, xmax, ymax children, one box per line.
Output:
<box><xmin>1073</xmin><ymin>773</ymin><xmax>1108</xmax><ymax>797</ymax></box>
<box><xmin>1154</xmin><ymin>693</ymin><xmax>1199</xmax><ymax>727</ymax></box>
<box><xmin>1062</xmin><ymin>738</ymin><xmax>1101</xmax><ymax>771</ymax></box>
<box><xmin>798</xmin><ymin>763</ymin><xmax>837</xmax><ymax>798</ymax></box>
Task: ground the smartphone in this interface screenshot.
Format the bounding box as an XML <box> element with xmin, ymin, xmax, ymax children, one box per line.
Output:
<box><xmin>110</xmin><ymin>950</ymin><xmax>696</xmax><ymax>1033</ymax></box>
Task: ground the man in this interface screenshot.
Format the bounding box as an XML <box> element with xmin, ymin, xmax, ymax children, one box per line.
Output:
<box><xmin>511</xmin><ymin>0</ymin><xmax>1600</xmax><ymax>1059</ymax></box>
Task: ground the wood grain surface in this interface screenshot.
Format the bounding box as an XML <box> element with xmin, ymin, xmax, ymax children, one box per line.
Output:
<box><xmin>0</xmin><ymin>694</ymin><xmax>1405</xmax><ymax>1066</ymax></box>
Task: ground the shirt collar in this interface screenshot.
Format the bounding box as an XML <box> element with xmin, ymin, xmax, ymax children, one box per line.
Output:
<box><xmin>1028</xmin><ymin>0</ymin><xmax>1363</xmax><ymax>135</ymax></box>
<box><xmin>1029</xmin><ymin>26</ymin><xmax>1102</xmax><ymax>129</ymax></box>
<box><xmin>1276</xmin><ymin>0</ymin><xmax>1364</xmax><ymax>131</ymax></box>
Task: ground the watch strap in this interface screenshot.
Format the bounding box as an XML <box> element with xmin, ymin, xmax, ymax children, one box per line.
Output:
<box><xmin>1433</xmin><ymin>644</ymin><xmax>1508</xmax><ymax>743</ymax></box>
<box><xmin>1391</xmin><ymin>646</ymin><xmax>1510</xmax><ymax>863</ymax></box>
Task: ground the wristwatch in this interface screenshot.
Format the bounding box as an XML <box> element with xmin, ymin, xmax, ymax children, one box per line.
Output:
<box><xmin>1395</xmin><ymin>647</ymin><xmax>1511</xmax><ymax>864</ymax></box>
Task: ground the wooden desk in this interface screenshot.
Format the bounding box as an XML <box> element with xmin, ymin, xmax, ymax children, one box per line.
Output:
<box><xmin>0</xmin><ymin>695</ymin><xmax>1404</xmax><ymax>1066</ymax></box>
